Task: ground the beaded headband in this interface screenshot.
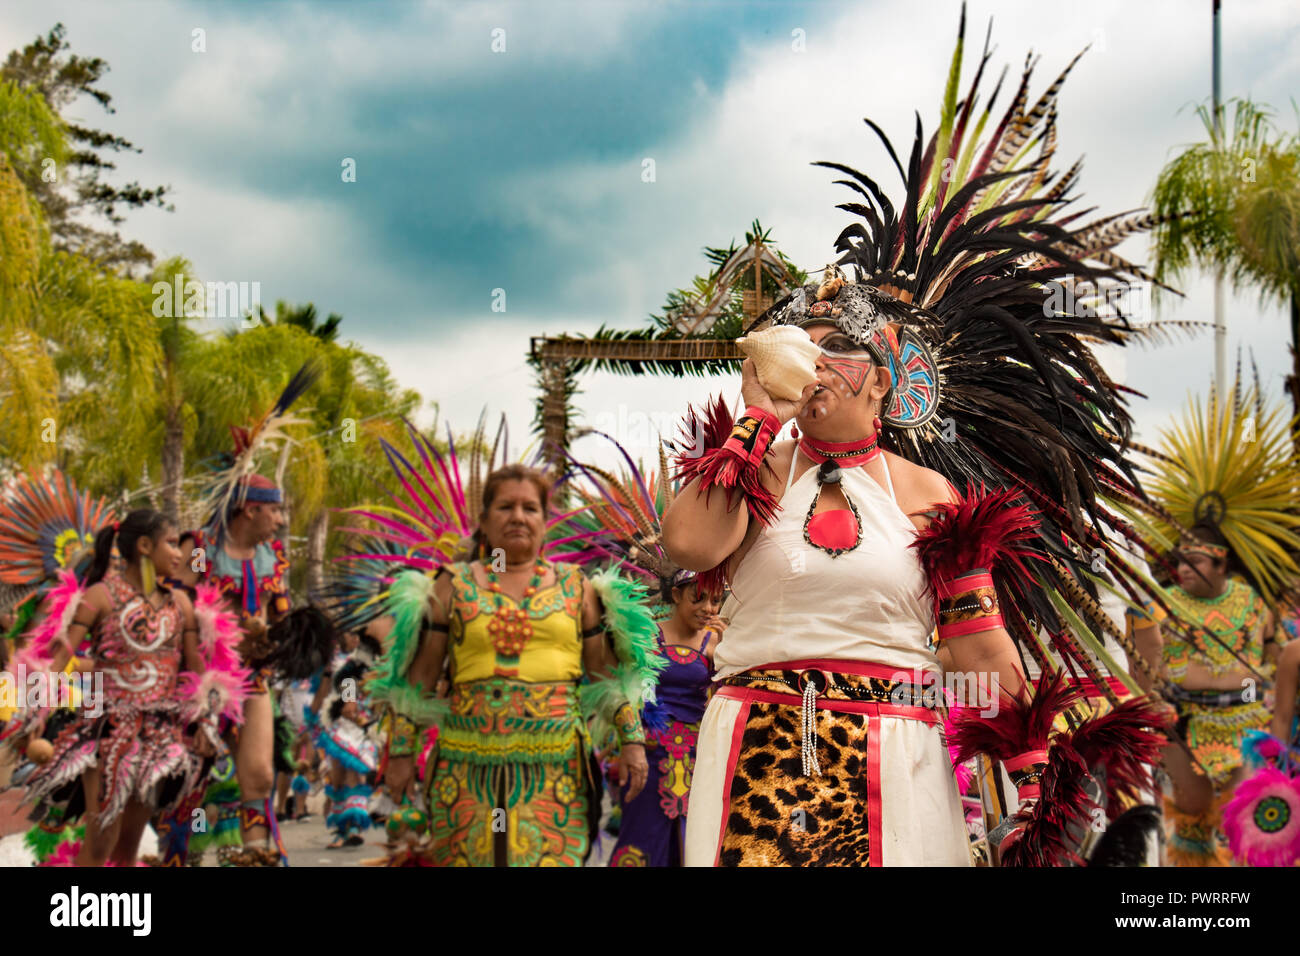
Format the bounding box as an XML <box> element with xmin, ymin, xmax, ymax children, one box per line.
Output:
<box><xmin>1179</xmin><ymin>541</ymin><xmax>1228</xmax><ymax>561</ymax></box>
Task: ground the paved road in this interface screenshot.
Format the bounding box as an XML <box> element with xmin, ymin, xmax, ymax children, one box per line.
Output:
<box><xmin>280</xmin><ymin>803</ymin><xmax>389</xmax><ymax>867</ymax></box>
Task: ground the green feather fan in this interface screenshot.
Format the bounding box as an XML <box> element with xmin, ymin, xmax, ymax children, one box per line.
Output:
<box><xmin>364</xmin><ymin>569</ymin><xmax>448</xmax><ymax>726</ymax></box>
<box><xmin>582</xmin><ymin>566</ymin><xmax>668</xmax><ymax>747</ymax></box>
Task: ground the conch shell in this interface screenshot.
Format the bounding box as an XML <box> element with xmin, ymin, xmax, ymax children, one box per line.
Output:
<box><xmin>737</xmin><ymin>325</ymin><xmax>820</xmax><ymax>401</ymax></box>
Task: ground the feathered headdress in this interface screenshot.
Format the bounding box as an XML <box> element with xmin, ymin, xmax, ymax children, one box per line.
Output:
<box><xmin>314</xmin><ymin>534</ymin><xmax>415</xmax><ymax>634</ymax></box>
<box><xmin>1132</xmin><ymin>375</ymin><xmax>1300</xmax><ymax>605</ymax></box>
<box><xmin>681</xmin><ymin>6</ymin><xmax>1178</xmax><ymax>697</ymax></box>
<box><xmin>566</xmin><ymin>430</ymin><xmax>692</xmax><ymax>602</ymax></box>
<box><xmin>0</xmin><ymin>470</ymin><xmax>115</xmax><ymax>618</ymax></box>
<box><xmin>199</xmin><ymin>361</ymin><xmax>320</xmax><ymax>544</ymax></box>
<box><xmin>325</xmin><ymin>414</ymin><xmax>609</xmax><ymax>631</ymax></box>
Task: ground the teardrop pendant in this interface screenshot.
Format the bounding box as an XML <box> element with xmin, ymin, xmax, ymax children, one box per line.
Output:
<box><xmin>802</xmin><ymin>476</ymin><xmax>863</xmax><ymax>558</ymax></box>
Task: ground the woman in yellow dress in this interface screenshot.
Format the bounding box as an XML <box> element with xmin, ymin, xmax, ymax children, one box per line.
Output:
<box><xmin>1131</xmin><ymin>523</ymin><xmax>1278</xmax><ymax>865</ymax></box>
<box><xmin>374</xmin><ymin>464</ymin><xmax>661</xmax><ymax>866</ymax></box>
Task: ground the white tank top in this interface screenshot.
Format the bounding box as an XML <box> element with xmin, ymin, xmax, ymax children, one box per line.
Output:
<box><xmin>713</xmin><ymin>447</ymin><xmax>939</xmax><ymax>680</ymax></box>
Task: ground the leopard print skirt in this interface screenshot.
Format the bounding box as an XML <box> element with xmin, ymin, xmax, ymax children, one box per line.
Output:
<box><xmin>684</xmin><ymin>659</ymin><xmax>971</xmax><ymax>867</ymax></box>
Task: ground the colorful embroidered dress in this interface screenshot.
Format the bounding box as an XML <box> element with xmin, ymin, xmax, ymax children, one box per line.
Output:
<box><xmin>1149</xmin><ymin>577</ymin><xmax>1272</xmax><ymax>785</ymax></box>
<box><xmin>610</xmin><ymin>629</ymin><xmax>712</xmax><ymax>867</ymax></box>
<box><xmin>427</xmin><ymin>560</ymin><xmax>596</xmax><ymax>867</ymax></box>
<box><xmin>26</xmin><ymin>573</ymin><xmax>202</xmax><ymax>827</ymax></box>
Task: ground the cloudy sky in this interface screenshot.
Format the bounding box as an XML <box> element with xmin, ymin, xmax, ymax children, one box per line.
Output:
<box><xmin>3</xmin><ymin>0</ymin><xmax>1298</xmax><ymax>468</ymax></box>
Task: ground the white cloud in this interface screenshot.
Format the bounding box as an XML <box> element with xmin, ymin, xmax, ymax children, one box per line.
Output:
<box><xmin>488</xmin><ymin>0</ymin><xmax>1299</xmax><ymax>445</ymax></box>
<box><xmin>7</xmin><ymin>0</ymin><xmax>1296</xmax><ymax>469</ymax></box>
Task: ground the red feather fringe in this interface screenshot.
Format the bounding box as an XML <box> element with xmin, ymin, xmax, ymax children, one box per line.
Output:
<box><xmin>673</xmin><ymin>394</ymin><xmax>779</xmax><ymax>527</ymax></box>
<box><xmin>670</xmin><ymin>394</ymin><xmax>778</xmax><ymax>596</ymax></box>
<box><xmin>1069</xmin><ymin>697</ymin><xmax>1171</xmax><ymax>819</ymax></box>
<box><xmin>950</xmin><ymin>671</ymin><xmax>1170</xmax><ymax>865</ymax></box>
<box><xmin>1001</xmin><ymin>743</ymin><xmax>1093</xmax><ymax>866</ymax></box>
<box><xmin>946</xmin><ymin>670</ymin><xmax>1080</xmax><ymax>765</ymax></box>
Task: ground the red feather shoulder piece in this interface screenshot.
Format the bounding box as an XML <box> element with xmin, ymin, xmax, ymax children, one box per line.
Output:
<box><xmin>911</xmin><ymin>484</ymin><xmax>1042</xmax><ymax>586</ymax></box>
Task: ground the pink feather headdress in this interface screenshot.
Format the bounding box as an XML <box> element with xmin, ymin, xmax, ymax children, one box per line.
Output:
<box><xmin>12</xmin><ymin>570</ymin><xmax>84</xmax><ymax>672</ymax></box>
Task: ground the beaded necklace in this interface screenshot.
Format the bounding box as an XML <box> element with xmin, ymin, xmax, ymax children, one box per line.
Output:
<box><xmin>484</xmin><ymin>558</ymin><xmax>549</xmax><ymax>658</ymax></box>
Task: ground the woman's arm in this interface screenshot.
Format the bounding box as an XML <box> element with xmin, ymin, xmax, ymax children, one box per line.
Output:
<box><xmin>580</xmin><ymin>578</ymin><xmax>615</xmax><ymax>677</ymax></box>
<box><xmin>48</xmin><ymin>584</ymin><xmax>109</xmax><ymax>675</ymax></box>
<box><xmin>1261</xmin><ymin>609</ymin><xmax>1280</xmax><ymax>667</ymax></box>
<box><xmin>1130</xmin><ymin>618</ymin><xmax>1163</xmax><ymax>695</ymax></box>
<box><xmin>943</xmin><ymin>628</ymin><xmax>1028</xmax><ymax>705</ymax></box>
<box><xmin>1271</xmin><ymin>640</ymin><xmax>1300</xmax><ymax>742</ymax></box>
<box><xmin>910</xmin><ymin>472</ymin><xmax>1028</xmax><ymax>703</ymax></box>
<box><xmin>380</xmin><ymin>570</ymin><xmax>452</xmax><ymax>800</ymax></box>
<box><xmin>407</xmin><ymin>571</ymin><xmax>453</xmax><ymax>693</ymax></box>
<box><xmin>662</xmin><ymin>360</ymin><xmax>811</xmax><ymax>572</ymax></box>
<box><xmin>176</xmin><ymin>591</ymin><xmax>205</xmax><ymax>674</ymax></box>
<box><xmin>580</xmin><ymin>576</ymin><xmax>648</xmax><ymax>801</ymax></box>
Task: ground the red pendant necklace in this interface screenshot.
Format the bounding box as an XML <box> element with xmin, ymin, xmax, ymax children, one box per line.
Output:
<box><xmin>798</xmin><ymin>432</ymin><xmax>881</xmax><ymax>558</ymax></box>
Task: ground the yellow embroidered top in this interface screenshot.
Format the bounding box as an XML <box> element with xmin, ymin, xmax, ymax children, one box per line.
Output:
<box><xmin>446</xmin><ymin>561</ymin><xmax>585</xmax><ymax>684</ymax></box>
<box><xmin>1148</xmin><ymin>577</ymin><xmax>1270</xmax><ymax>684</ymax></box>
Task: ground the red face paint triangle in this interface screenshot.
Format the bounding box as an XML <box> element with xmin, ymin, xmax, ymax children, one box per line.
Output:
<box><xmin>823</xmin><ymin>357</ymin><xmax>871</xmax><ymax>394</ymax></box>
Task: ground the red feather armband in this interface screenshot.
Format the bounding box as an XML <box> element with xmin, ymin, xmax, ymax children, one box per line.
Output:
<box><xmin>934</xmin><ymin>569</ymin><xmax>1003</xmax><ymax>640</ymax></box>
<box><xmin>675</xmin><ymin>406</ymin><xmax>780</xmax><ymax>527</ymax></box>
<box><xmin>1004</xmin><ymin>749</ymin><xmax>1048</xmax><ymax>802</ymax></box>
<box><xmin>911</xmin><ymin>485</ymin><xmax>1041</xmax><ymax>639</ymax></box>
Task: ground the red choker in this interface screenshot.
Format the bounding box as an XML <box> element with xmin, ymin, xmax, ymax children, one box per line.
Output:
<box><xmin>798</xmin><ymin>432</ymin><xmax>881</xmax><ymax>469</ymax></box>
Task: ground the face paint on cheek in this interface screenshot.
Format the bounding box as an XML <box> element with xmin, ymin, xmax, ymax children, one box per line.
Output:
<box><xmin>822</xmin><ymin>357</ymin><xmax>873</xmax><ymax>396</ymax></box>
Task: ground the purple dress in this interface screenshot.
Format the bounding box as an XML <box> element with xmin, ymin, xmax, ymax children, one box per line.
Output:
<box><xmin>609</xmin><ymin>630</ymin><xmax>712</xmax><ymax>866</ymax></box>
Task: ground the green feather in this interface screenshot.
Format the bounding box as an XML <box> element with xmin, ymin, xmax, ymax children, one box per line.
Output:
<box><xmin>583</xmin><ymin>566</ymin><xmax>669</xmax><ymax>745</ymax></box>
<box><xmin>365</xmin><ymin>569</ymin><xmax>447</xmax><ymax>725</ymax></box>
<box><xmin>921</xmin><ymin>6</ymin><xmax>966</xmax><ymax>217</ymax></box>
<box><xmin>24</xmin><ymin>824</ymin><xmax>65</xmax><ymax>862</ymax></box>
<box><xmin>4</xmin><ymin>594</ymin><xmax>37</xmax><ymax>642</ymax></box>
<box><xmin>588</xmin><ymin>566</ymin><xmax>666</xmax><ymax>680</ymax></box>
<box><xmin>1046</xmin><ymin>588</ymin><xmax>1141</xmax><ymax>697</ymax></box>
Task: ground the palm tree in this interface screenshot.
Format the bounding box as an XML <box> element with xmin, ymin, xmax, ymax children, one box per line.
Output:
<box><xmin>192</xmin><ymin>318</ymin><xmax>421</xmax><ymax>594</ymax></box>
<box><xmin>0</xmin><ymin>81</ymin><xmax>66</xmax><ymax>473</ymax></box>
<box><xmin>1150</xmin><ymin>98</ymin><xmax>1300</xmax><ymax>412</ymax></box>
<box><xmin>0</xmin><ymin>103</ymin><xmax>163</xmax><ymax>484</ymax></box>
<box><xmin>239</xmin><ymin>300</ymin><xmax>342</xmax><ymax>342</ymax></box>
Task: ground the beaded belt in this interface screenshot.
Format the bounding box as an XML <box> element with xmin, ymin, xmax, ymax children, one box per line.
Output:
<box><xmin>720</xmin><ymin>660</ymin><xmax>940</xmax><ymax>778</ymax></box>
<box><xmin>1168</xmin><ymin>685</ymin><xmax>1263</xmax><ymax>709</ymax></box>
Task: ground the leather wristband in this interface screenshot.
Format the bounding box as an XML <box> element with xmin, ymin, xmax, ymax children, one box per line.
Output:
<box><xmin>1004</xmin><ymin>748</ymin><xmax>1048</xmax><ymax>801</ymax></box>
<box><xmin>614</xmin><ymin>701</ymin><xmax>646</xmax><ymax>747</ymax></box>
<box><xmin>935</xmin><ymin>569</ymin><xmax>1003</xmax><ymax>640</ymax></box>
<box><xmin>722</xmin><ymin>406</ymin><xmax>780</xmax><ymax>467</ymax></box>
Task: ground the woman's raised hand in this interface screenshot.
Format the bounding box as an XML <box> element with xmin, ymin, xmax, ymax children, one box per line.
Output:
<box><xmin>740</xmin><ymin>358</ymin><xmax>817</xmax><ymax>426</ymax></box>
